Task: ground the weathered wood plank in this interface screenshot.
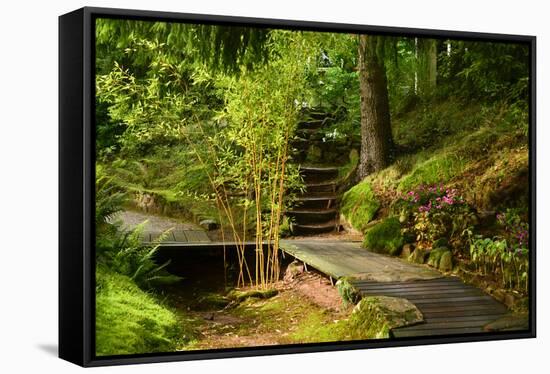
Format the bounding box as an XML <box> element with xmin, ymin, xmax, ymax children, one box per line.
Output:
<box><xmin>425</xmin><ymin>315</ymin><xmax>504</xmax><ymax>323</ymax></box>
<box><xmin>280</xmin><ymin>240</ymin><xmax>441</xmax><ymax>281</ymax></box>
<box><xmin>360</xmin><ymin>288</ymin><xmax>485</xmax><ymax>297</ymax></box>
<box><xmin>183</xmin><ymin>230</ymin><xmax>211</xmax><ymax>243</ymax></box>
<box><xmin>423</xmin><ymin>309</ymin><xmax>508</xmax><ymax>318</ymax></box>
<box><xmin>354</xmin><ymin>280</ymin><xmax>461</xmax><ymax>287</ymax></box>
<box><xmin>401</xmin><ymin>296</ymin><xmax>498</xmax><ymax>304</ymax></box>
<box><xmin>392</xmin><ymin>327</ymin><xmax>485</xmax><ymax>338</ymax></box>
<box><xmin>396</xmin><ymin>319</ymin><xmax>500</xmax><ymax>330</ymax></box>
<box><xmin>172</xmin><ymin>230</ymin><xmax>188</xmax><ymax>242</ymax></box>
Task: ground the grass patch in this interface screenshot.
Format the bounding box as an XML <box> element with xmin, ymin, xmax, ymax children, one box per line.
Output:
<box><xmin>362</xmin><ymin>217</ymin><xmax>404</xmax><ymax>256</ymax></box>
<box><xmin>292</xmin><ymin>296</ymin><xmax>422</xmax><ymax>342</ymax></box>
<box><xmin>95</xmin><ymin>266</ymin><xmax>196</xmax><ymax>356</ymax></box>
<box><xmin>341</xmin><ymin>180</ymin><xmax>380</xmax><ymax>232</ymax></box>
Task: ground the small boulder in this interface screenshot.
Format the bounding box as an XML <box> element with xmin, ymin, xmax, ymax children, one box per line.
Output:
<box><xmin>427</xmin><ymin>247</ymin><xmax>449</xmax><ymax>268</ymax></box>
<box><xmin>306</xmin><ymin>144</ymin><xmax>323</xmax><ymax>163</ymax></box>
<box><xmin>283</xmin><ymin>260</ymin><xmax>304</xmax><ymax>282</ymax></box>
<box><xmin>438</xmin><ymin>251</ymin><xmax>453</xmax><ymax>272</ymax></box>
<box><xmin>504</xmin><ymin>293</ymin><xmax>516</xmax><ymax>308</ymax></box>
<box><xmin>401</xmin><ymin>243</ymin><xmax>415</xmax><ymax>259</ymax></box>
<box><xmin>492</xmin><ymin>289</ymin><xmax>506</xmax><ymax>303</ymax></box>
<box><xmin>350</xmin><ymin>296</ymin><xmax>424</xmax><ymax>339</ymax></box>
<box><xmin>199</xmin><ymin>219</ymin><xmax>219</xmax><ymax>231</ymax></box>
<box><xmin>409</xmin><ymin>248</ymin><xmax>428</xmax><ymax>264</ymax></box>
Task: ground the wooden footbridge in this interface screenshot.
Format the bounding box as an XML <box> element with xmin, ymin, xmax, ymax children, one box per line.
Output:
<box><xmin>117</xmin><ymin>210</ymin><xmax>516</xmax><ymax>339</ymax></box>
<box><xmin>279</xmin><ymin>239</ymin><xmax>512</xmax><ymax>338</ymax></box>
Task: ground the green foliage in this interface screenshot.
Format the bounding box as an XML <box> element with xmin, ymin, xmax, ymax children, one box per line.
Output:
<box><xmin>336</xmin><ymin>277</ymin><xmax>361</xmax><ymax>306</ymax></box>
<box><xmin>396</xmin><ymin>185</ymin><xmax>476</xmax><ymax>250</ymax></box>
<box><xmin>398</xmin><ymin>153</ymin><xmax>465</xmax><ymax>192</ymax></box>
<box><xmin>439</xmin><ymin>41</ymin><xmax>529</xmax><ymax>101</ymax></box>
<box><xmin>95</xmin><ymin>165</ymin><xmax>127</xmax><ymax>226</ymax></box>
<box><xmin>469</xmin><ymin>235</ymin><xmax>528</xmax><ymax>292</ymax></box>
<box><xmin>362</xmin><ymin>217</ymin><xmax>404</xmax><ymax>256</ymax></box>
<box><xmin>341</xmin><ymin>181</ymin><xmax>380</xmax><ymax>232</ymax></box>
<box><xmin>95</xmin><ymin>266</ymin><xmax>193</xmax><ymax>356</ymax></box>
<box><xmin>96</xmin><ymin>223</ymin><xmax>181</xmax><ymax>289</ymax></box>
<box><xmin>470</xmin><ymin>209</ymin><xmax>529</xmax><ymax>292</ymax></box>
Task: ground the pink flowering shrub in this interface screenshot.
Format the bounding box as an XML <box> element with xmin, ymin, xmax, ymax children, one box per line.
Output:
<box><xmin>397</xmin><ymin>184</ymin><xmax>475</xmax><ymax>248</ymax></box>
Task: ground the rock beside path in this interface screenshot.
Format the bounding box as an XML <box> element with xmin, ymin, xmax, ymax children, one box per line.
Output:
<box><xmin>350</xmin><ymin>296</ymin><xmax>424</xmax><ymax>339</ymax></box>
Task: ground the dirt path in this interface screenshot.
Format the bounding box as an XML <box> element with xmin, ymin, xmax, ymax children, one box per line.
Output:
<box><xmin>169</xmin><ymin>271</ymin><xmax>349</xmax><ymax>350</ymax></box>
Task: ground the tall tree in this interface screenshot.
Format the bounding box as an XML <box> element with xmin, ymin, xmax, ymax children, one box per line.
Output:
<box><xmin>416</xmin><ymin>38</ymin><xmax>437</xmax><ymax>96</ymax></box>
<box><xmin>357</xmin><ymin>35</ymin><xmax>393</xmax><ymax>179</ymax></box>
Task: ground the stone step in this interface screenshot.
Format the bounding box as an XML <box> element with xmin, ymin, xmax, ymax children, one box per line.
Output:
<box><xmin>300</xmin><ymin>166</ymin><xmax>340</xmax><ymax>180</ymax></box>
<box><xmin>304</xmin><ymin>180</ymin><xmax>338</xmax><ymax>193</ymax></box>
<box><xmin>300</xmin><ymin>165</ymin><xmax>340</xmax><ymax>173</ymax></box>
<box><xmin>294</xmin><ymin>193</ymin><xmax>340</xmax><ymax>210</ymax></box>
<box><xmin>291</xmin><ymin>219</ymin><xmax>340</xmax><ymax>235</ymax></box>
<box><xmin>297</xmin><ymin>119</ymin><xmax>325</xmax><ymax>130</ymax></box>
<box><xmin>286</xmin><ymin>208</ymin><xmax>339</xmax><ymax>224</ymax></box>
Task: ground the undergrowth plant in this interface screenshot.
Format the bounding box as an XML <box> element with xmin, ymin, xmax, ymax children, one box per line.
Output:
<box><xmin>469</xmin><ymin>209</ymin><xmax>529</xmax><ymax>292</ymax></box>
<box><xmin>396</xmin><ymin>184</ymin><xmax>475</xmax><ymax>249</ymax></box>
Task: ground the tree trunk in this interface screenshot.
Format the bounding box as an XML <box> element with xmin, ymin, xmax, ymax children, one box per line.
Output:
<box><xmin>417</xmin><ymin>38</ymin><xmax>437</xmax><ymax>96</ymax></box>
<box><xmin>357</xmin><ymin>35</ymin><xmax>393</xmax><ymax>179</ymax></box>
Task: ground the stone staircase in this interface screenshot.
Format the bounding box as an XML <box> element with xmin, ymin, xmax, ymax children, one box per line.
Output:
<box><xmin>286</xmin><ymin>110</ymin><xmax>347</xmax><ymax>235</ymax></box>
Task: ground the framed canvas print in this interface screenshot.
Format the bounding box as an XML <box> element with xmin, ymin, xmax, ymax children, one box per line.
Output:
<box><xmin>59</xmin><ymin>6</ymin><xmax>536</xmax><ymax>367</ymax></box>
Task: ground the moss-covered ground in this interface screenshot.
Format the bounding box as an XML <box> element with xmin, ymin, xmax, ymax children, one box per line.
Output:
<box><xmin>95</xmin><ymin>266</ymin><xmax>199</xmax><ymax>356</ymax></box>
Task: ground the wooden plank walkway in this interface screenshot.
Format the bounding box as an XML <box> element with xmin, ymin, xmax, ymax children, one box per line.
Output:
<box><xmin>111</xmin><ymin>210</ymin><xmax>212</xmax><ymax>244</ymax></box>
<box><xmin>143</xmin><ymin>229</ymin><xmax>211</xmax><ymax>244</ymax></box>
<box><xmin>352</xmin><ymin>278</ymin><xmax>508</xmax><ymax>338</ymax></box>
<box><xmin>280</xmin><ymin>239</ymin><xmax>508</xmax><ymax>338</ymax></box>
<box><xmin>279</xmin><ymin>240</ymin><xmax>441</xmax><ymax>281</ymax></box>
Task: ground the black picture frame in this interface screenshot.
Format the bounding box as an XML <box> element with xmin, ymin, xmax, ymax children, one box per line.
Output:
<box><xmin>59</xmin><ymin>6</ymin><xmax>536</xmax><ymax>367</ymax></box>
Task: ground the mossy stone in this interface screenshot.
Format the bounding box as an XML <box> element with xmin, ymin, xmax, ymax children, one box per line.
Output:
<box><xmin>336</xmin><ymin>277</ymin><xmax>362</xmax><ymax>306</ymax></box>
<box><xmin>400</xmin><ymin>243</ymin><xmax>415</xmax><ymax>259</ymax></box>
<box><xmin>306</xmin><ymin>145</ymin><xmax>323</xmax><ymax>163</ymax></box>
<box><xmin>409</xmin><ymin>248</ymin><xmax>428</xmax><ymax>264</ymax></box>
<box><xmin>427</xmin><ymin>247</ymin><xmax>449</xmax><ymax>268</ymax></box>
<box><xmin>350</xmin><ymin>296</ymin><xmax>424</xmax><ymax>339</ymax></box>
<box><xmin>283</xmin><ymin>260</ymin><xmax>304</xmax><ymax>281</ymax></box>
<box><xmin>438</xmin><ymin>251</ymin><xmax>453</xmax><ymax>272</ymax></box>
<box><xmin>341</xmin><ymin>181</ymin><xmax>380</xmax><ymax>232</ymax></box>
<box><xmin>196</xmin><ymin>293</ymin><xmax>231</xmax><ymax>310</ymax></box>
<box><xmin>362</xmin><ymin>217</ymin><xmax>404</xmax><ymax>256</ymax></box>
<box><xmin>228</xmin><ymin>288</ymin><xmax>278</xmax><ymax>302</ymax></box>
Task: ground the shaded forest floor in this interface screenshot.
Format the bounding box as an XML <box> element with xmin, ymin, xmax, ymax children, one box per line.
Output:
<box><xmin>163</xmin><ymin>270</ymin><xmax>352</xmax><ymax>350</ymax></box>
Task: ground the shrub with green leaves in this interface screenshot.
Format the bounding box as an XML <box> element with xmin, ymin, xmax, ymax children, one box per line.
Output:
<box><xmin>396</xmin><ymin>185</ymin><xmax>475</xmax><ymax>250</ymax></box>
<box><xmin>362</xmin><ymin>217</ymin><xmax>404</xmax><ymax>256</ymax></box>
<box><xmin>341</xmin><ymin>181</ymin><xmax>380</xmax><ymax>232</ymax></box>
<box><xmin>95</xmin><ymin>164</ymin><xmax>127</xmax><ymax>226</ymax></box>
<box><xmin>469</xmin><ymin>209</ymin><xmax>529</xmax><ymax>292</ymax></box>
